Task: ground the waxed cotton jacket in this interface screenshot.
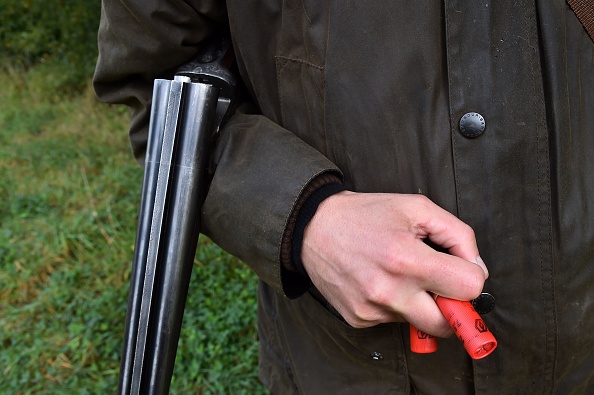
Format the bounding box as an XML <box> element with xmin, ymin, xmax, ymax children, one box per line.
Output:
<box><xmin>94</xmin><ymin>1</ymin><xmax>594</xmax><ymax>393</ymax></box>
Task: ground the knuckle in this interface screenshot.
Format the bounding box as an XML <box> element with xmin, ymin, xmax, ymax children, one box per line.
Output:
<box><xmin>345</xmin><ymin>310</ymin><xmax>372</xmax><ymax>328</ymax></box>
<box><xmin>383</xmin><ymin>242</ymin><xmax>411</xmax><ymax>276</ymax></box>
<box><xmin>412</xmin><ymin>194</ymin><xmax>432</xmax><ymax>211</ymax></box>
<box><xmin>347</xmin><ymin>318</ymin><xmax>370</xmax><ymax>329</ymax></box>
<box><xmin>383</xmin><ymin>255</ymin><xmax>403</xmax><ymax>278</ymax></box>
<box><xmin>349</xmin><ymin>300</ymin><xmax>383</xmax><ymax>327</ymax></box>
<box><xmin>365</xmin><ymin>287</ymin><xmax>391</xmax><ymax>308</ymax></box>
<box><xmin>461</xmin><ymin>223</ymin><xmax>476</xmax><ymax>241</ymax></box>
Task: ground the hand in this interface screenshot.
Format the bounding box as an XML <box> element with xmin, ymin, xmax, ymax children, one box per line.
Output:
<box><xmin>301</xmin><ymin>191</ymin><xmax>489</xmax><ymax>337</ymax></box>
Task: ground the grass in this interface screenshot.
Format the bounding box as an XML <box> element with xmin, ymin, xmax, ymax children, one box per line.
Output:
<box><xmin>0</xmin><ymin>66</ymin><xmax>266</xmax><ymax>394</ymax></box>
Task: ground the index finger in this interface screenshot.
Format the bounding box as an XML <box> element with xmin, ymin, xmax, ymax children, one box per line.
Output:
<box><xmin>412</xmin><ymin>241</ymin><xmax>486</xmax><ymax>301</ymax></box>
<box><xmin>408</xmin><ymin>196</ymin><xmax>488</xmax><ymax>278</ymax></box>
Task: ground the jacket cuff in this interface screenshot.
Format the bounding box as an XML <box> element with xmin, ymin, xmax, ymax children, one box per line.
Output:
<box><xmin>280</xmin><ymin>173</ymin><xmax>346</xmax><ymax>298</ymax></box>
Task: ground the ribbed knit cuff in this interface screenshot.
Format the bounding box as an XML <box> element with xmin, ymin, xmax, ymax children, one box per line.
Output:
<box><xmin>280</xmin><ymin>172</ymin><xmax>345</xmax><ymax>298</ymax></box>
<box><xmin>279</xmin><ymin>172</ymin><xmax>345</xmax><ymax>298</ymax></box>
<box><xmin>290</xmin><ymin>183</ymin><xmax>346</xmax><ymax>278</ymax></box>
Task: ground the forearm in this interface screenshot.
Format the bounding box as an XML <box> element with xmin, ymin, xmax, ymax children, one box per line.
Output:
<box><xmin>202</xmin><ymin>111</ymin><xmax>342</xmax><ymax>296</ymax></box>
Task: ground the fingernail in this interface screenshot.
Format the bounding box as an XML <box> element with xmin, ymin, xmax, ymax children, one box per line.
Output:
<box><xmin>476</xmin><ymin>256</ymin><xmax>489</xmax><ymax>279</ymax></box>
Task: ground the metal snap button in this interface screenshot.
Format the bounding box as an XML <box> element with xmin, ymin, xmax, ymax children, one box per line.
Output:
<box><xmin>459</xmin><ymin>112</ymin><xmax>486</xmax><ymax>138</ymax></box>
<box><xmin>370</xmin><ymin>351</ymin><xmax>384</xmax><ymax>361</ymax></box>
<box><xmin>471</xmin><ymin>292</ymin><xmax>495</xmax><ymax>314</ymax></box>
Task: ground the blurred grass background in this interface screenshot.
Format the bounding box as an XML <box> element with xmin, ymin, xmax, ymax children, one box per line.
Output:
<box><xmin>0</xmin><ymin>1</ymin><xmax>265</xmax><ymax>393</ymax></box>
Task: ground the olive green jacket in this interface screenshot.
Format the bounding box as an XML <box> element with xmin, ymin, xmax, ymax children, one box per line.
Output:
<box><xmin>94</xmin><ymin>1</ymin><xmax>594</xmax><ymax>393</ymax></box>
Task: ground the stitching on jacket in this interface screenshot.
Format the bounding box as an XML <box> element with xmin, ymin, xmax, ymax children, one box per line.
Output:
<box><xmin>275</xmin><ymin>56</ymin><xmax>289</xmax><ymax>127</ymax></box>
<box><xmin>443</xmin><ymin>1</ymin><xmax>462</xmax><ymax>218</ymax></box>
<box><xmin>526</xmin><ymin>2</ymin><xmax>558</xmax><ymax>389</ymax></box>
<box><xmin>276</xmin><ymin>55</ymin><xmax>324</xmax><ymax>70</ymax></box>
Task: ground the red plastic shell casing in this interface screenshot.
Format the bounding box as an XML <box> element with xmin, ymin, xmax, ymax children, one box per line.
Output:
<box><xmin>435</xmin><ymin>296</ymin><xmax>497</xmax><ymax>359</ymax></box>
<box><xmin>409</xmin><ymin>297</ymin><xmax>497</xmax><ymax>359</ymax></box>
<box><xmin>409</xmin><ymin>324</ymin><xmax>438</xmax><ymax>353</ymax></box>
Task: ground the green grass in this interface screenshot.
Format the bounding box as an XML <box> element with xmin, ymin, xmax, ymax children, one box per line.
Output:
<box><xmin>0</xmin><ymin>66</ymin><xmax>266</xmax><ymax>394</ymax></box>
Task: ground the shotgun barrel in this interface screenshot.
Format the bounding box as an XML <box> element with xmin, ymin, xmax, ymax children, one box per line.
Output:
<box><xmin>118</xmin><ymin>32</ymin><xmax>236</xmax><ymax>395</ymax></box>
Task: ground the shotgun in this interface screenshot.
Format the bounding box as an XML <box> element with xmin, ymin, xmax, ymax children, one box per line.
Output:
<box><xmin>118</xmin><ymin>31</ymin><xmax>236</xmax><ymax>395</ymax></box>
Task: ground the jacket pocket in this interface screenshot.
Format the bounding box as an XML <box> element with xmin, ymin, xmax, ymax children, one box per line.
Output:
<box><xmin>275</xmin><ymin>0</ymin><xmax>331</xmax><ymax>155</ymax></box>
<box><xmin>274</xmin><ymin>286</ymin><xmax>411</xmax><ymax>394</ymax></box>
<box><xmin>275</xmin><ymin>55</ymin><xmax>328</xmax><ymax>155</ymax></box>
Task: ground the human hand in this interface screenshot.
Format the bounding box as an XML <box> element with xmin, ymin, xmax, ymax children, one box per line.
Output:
<box><xmin>301</xmin><ymin>191</ymin><xmax>489</xmax><ymax>338</ymax></box>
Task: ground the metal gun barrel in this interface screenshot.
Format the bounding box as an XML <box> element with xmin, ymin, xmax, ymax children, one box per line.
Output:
<box><xmin>117</xmin><ymin>79</ymin><xmax>168</xmax><ymax>395</ymax></box>
<box><xmin>118</xmin><ymin>30</ymin><xmax>236</xmax><ymax>394</ymax></box>
<box><xmin>119</xmin><ymin>80</ymin><xmax>219</xmax><ymax>395</ymax></box>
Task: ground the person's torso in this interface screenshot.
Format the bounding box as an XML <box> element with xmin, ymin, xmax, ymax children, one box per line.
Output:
<box><xmin>228</xmin><ymin>1</ymin><xmax>594</xmax><ymax>393</ymax></box>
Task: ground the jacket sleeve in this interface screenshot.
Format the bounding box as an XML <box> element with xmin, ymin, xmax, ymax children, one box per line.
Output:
<box><xmin>93</xmin><ymin>0</ymin><xmax>227</xmax><ymax>163</ymax></box>
<box><xmin>93</xmin><ymin>0</ymin><xmax>343</xmax><ymax>297</ymax></box>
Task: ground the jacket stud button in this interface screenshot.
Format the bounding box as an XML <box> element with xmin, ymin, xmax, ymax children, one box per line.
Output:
<box><xmin>471</xmin><ymin>292</ymin><xmax>495</xmax><ymax>314</ymax></box>
<box><xmin>370</xmin><ymin>351</ymin><xmax>384</xmax><ymax>361</ymax></box>
<box><xmin>459</xmin><ymin>112</ymin><xmax>486</xmax><ymax>138</ymax></box>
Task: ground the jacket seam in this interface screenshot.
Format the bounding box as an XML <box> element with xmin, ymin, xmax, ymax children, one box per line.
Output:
<box><xmin>525</xmin><ymin>2</ymin><xmax>558</xmax><ymax>392</ymax></box>
<box><xmin>276</xmin><ymin>55</ymin><xmax>325</xmax><ymax>70</ymax></box>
